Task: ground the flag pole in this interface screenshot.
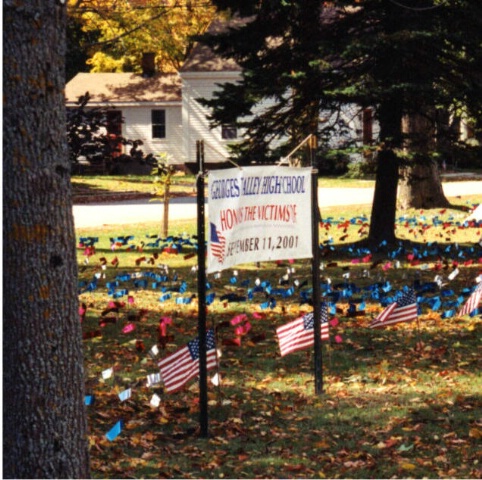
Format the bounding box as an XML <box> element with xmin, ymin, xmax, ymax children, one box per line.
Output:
<box><xmin>196</xmin><ymin>140</ymin><xmax>209</xmax><ymax>437</ymax></box>
<box><xmin>310</xmin><ymin>134</ymin><xmax>324</xmax><ymax>395</ymax></box>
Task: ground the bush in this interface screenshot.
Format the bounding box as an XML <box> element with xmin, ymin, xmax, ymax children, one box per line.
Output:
<box><xmin>315</xmin><ymin>150</ymin><xmax>350</xmax><ymax>176</ymax></box>
<box><xmin>438</xmin><ymin>144</ymin><xmax>482</xmax><ymax>170</ymax></box>
<box><xmin>343</xmin><ymin>152</ymin><xmax>377</xmax><ymax>179</ymax></box>
<box><xmin>67</xmin><ymin>93</ymin><xmax>153</xmax><ymax>175</ymax></box>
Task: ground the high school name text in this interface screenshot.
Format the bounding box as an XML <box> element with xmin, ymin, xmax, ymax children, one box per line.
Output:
<box><xmin>210</xmin><ymin>174</ymin><xmax>307</xmax><ymax>200</ymax></box>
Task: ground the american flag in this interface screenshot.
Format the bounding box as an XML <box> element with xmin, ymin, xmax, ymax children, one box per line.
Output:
<box><xmin>276</xmin><ymin>305</ymin><xmax>329</xmax><ymax>357</ymax></box>
<box><xmin>369</xmin><ymin>289</ymin><xmax>418</xmax><ymax>329</ymax></box>
<box><xmin>458</xmin><ymin>282</ymin><xmax>482</xmax><ymax>317</ymax></box>
<box><xmin>158</xmin><ymin>329</ymin><xmax>217</xmax><ymax>393</ymax></box>
<box><xmin>210</xmin><ymin>222</ymin><xmax>226</xmax><ymax>264</ymax></box>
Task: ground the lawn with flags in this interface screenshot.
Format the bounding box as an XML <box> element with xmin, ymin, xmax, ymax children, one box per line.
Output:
<box><xmin>77</xmin><ymin>200</ymin><xmax>481</xmax><ymax>479</ymax></box>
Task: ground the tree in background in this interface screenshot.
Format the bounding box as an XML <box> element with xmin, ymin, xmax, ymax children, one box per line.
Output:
<box><xmin>3</xmin><ymin>1</ymin><xmax>90</xmax><ymax>477</ymax></box>
<box><xmin>67</xmin><ymin>0</ymin><xmax>216</xmax><ymax>73</ymax></box>
<box><xmin>199</xmin><ymin>0</ymin><xmax>482</xmax><ymax>244</ymax></box>
<box><xmin>151</xmin><ymin>152</ymin><xmax>176</xmax><ymax>237</ymax></box>
<box><xmin>66</xmin><ymin>11</ymin><xmax>100</xmax><ymax>81</ymax></box>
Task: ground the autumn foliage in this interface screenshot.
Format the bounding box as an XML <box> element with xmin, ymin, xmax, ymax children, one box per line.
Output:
<box><xmin>78</xmin><ymin>201</ymin><xmax>481</xmax><ymax>478</ymax></box>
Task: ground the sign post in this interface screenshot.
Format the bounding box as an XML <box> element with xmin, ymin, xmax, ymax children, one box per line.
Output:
<box><xmin>196</xmin><ymin>140</ymin><xmax>209</xmax><ymax>437</ymax></box>
<box><xmin>309</xmin><ymin>135</ymin><xmax>324</xmax><ymax>395</ymax></box>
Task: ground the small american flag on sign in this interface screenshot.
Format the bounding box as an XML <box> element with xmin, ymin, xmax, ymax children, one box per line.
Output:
<box><xmin>276</xmin><ymin>304</ymin><xmax>329</xmax><ymax>357</ymax></box>
<box><xmin>369</xmin><ymin>289</ymin><xmax>418</xmax><ymax>329</ymax></box>
<box><xmin>458</xmin><ymin>281</ymin><xmax>482</xmax><ymax>317</ymax></box>
<box><xmin>210</xmin><ymin>222</ymin><xmax>226</xmax><ymax>264</ymax></box>
<box><xmin>158</xmin><ymin>329</ymin><xmax>217</xmax><ymax>393</ymax></box>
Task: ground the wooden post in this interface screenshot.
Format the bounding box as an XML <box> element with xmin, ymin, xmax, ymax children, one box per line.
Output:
<box><xmin>310</xmin><ymin>134</ymin><xmax>324</xmax><ymax>395</ymax></box>
<box><xmin>196</xmin><ymin>140</ymin><xmax>209</xmax><ymax>437</ymax></box>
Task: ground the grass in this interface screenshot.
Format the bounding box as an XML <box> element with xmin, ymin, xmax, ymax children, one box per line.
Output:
<box><xmin>71</xmin><ymin>169</ymin><xmax>482</xmax><ymax>200</ymax></box>
<box><xmin>72</xmin><ymin>174</ymin><xmax>378</xmax><ymax>199</ymax></box>
<box><xmin>78</xmin><ymin>195</ymin><xmax>481</xmax><ymax>479</ymax></box>
<box><xmin>72</xmin><ymin>174</ymin><xmax>197</xmax><ymax>198</ymax></box>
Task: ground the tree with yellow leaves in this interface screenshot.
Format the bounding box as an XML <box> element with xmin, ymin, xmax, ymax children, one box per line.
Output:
<box><xmin>68</xmin><ymin>0</ymin><xmax>216</xmax><ymax>73</ymax></box>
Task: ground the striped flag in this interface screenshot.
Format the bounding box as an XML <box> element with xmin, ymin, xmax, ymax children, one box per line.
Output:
<box><xmin>276</xmin><ymin>305</ymin><xmax>329</xmax><ymax>357</ymax></box>
<box><xmin>458</xmin><ymin>282</ymin><xmax>482</xmax><ymax>317</ymax></box>
<box><xmin>210</xmin><ymin>222</ymin><xmax>226</xmax><ymax>264</ymax></box>
<box><xmin>158</xmin><ymin>329</ymin><xmax>217</xmax><ymax>393</ymax></box>
<box><xmin>369</xmin><ymin>289</ymin><xmax>418</xmax><ymax>329</ymax></box>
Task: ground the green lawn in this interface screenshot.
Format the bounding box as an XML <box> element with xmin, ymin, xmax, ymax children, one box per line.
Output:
<box><xmin>78</xmin><ymin>195</ymin><xmax>481</xmax><ymax>478</ymax></box>
<box><xmin>72</xmin><ymin>174</ymin><xmax>197</xmax><ymax>198</ymax></box>
<box><xmin>72</xmin><ymin>174</ymin><xmax>377</xmax><ymax>198</ymax></box>
<box><xmin>71</xmin><ymin>171</ymin><xmax>481</xmax><ymax>203</ymax></box>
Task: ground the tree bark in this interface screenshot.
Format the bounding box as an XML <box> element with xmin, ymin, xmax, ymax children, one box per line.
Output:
<box><xmin>367</xmin><ymin>149</ymin><xmax>399</xmax><ymax>245</ymax></box>
<box><xmin>398</xmin><ymin>112</ymin><xmax>450</xmax><ymax>209</ymax></box>
<box><xmin>3</xmin><ymin>1</ymin><xmax>90</xmax><ymax>478</ymax></box>
<box><xmin>398</xmin><ymin>159</ymin><xmax>450</xmax><ymax>210</ymax></box>
<box><xmin>367</xmin><ymin>101</ymin><xmax>401</xmax><ymax>245</ymax></box>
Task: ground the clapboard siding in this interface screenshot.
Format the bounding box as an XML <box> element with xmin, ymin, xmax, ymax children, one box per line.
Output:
<box><xmin>182</xmin><ymin>72</ymin><xmax>243</xmax><ymax>164</ymax></box>
<box><xmin>123</xmin><ymin>105</ymin><xmax>184</xmax><ymax>164</ymax></box>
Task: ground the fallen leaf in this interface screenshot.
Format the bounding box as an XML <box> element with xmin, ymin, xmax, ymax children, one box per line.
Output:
<box><xmin>399</xmin><ymin>461</ymin><xmax>417</xmax><ymax>471</ymax></box>
<box><xmin>469</xmin><ymin>428</ymin><xmax>482</xmax><ymax>439</ymax></box>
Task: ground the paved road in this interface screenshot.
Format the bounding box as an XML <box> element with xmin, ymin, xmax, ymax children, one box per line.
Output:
<box><xmin>73</xmin><ymin>180</ymin><xmax>482</xmax><ymax>228</ymax></box>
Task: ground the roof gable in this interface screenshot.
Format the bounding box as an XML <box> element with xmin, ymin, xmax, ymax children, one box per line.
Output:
<box><xmin>65</xmin><ymin>72</ymin><xmax>181</xmax><ymax>104</ymax></box>
<box><xmin>181</xmin><ymin>17</ymin><xmax>248</xmax><ymax>73</ymax></box>
<box><xmin>180</xmin><ymin>41</ymin><xmax>241</xmax><ymax>73</ymax></box>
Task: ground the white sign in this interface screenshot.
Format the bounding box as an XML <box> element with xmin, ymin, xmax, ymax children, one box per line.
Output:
<box><xmin>207</xmin><ymin>166</ymin><xmax>312</xmax><ymax>273</ymax></box>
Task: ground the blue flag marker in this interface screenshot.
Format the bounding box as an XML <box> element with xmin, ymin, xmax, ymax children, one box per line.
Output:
<box><xmin>430</xmin><ymin>297</ymin><xmax>441</xmax><ymax>311</ymax></box>
<box><xmin>159</xmin><ymin>293</ymin><xmax>171</xmax><ymax>302</ymax></box>
<box><xmin>106</xmin><ymin>420</ymin><xmax>123</xmax><ymax>441</ymax></box>
<box><xmin>206</xmin><ymin>293</ymin><xmax>215</xmax><ymax>305</ymax></box>
<box><xmin>176</xmin><ymin>296</ymin><xmax>192</xmax><ymax>305</ymax></box>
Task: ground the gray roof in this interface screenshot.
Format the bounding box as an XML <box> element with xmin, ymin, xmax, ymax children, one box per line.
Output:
<box><xmin>65</xmin><ymin>72</ymin><xmax>181</xmax><ymax>104</ymax></box>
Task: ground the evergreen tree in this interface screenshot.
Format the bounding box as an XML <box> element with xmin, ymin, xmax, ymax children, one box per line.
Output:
<box><xmin>199</xmin><ymin>0</ymin><xmax>482</xmax><ymax>244</ymax></box>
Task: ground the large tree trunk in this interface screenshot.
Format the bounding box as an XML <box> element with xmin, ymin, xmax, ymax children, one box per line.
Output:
<box><xmin>367</xmin><ymin>149</ymin><xmax>399</xmax><ymax>244</ymax></box>
<box><xmin>367</xmin><ymin>102</ymin><xmax>401</xmax><ymax>245</ymax></box>
<box><xmin>3</xmin><ymin>1</ymin><xmax>90</xmax><ymax>478</ymax></box>
<box><xmin>398</xmin><ymin>111</ymin><xmax>450</xmax><ymax>209</ymax></box>
<box><xmin>398</xmin><ymin>158</ymin><xmax>450</xmax><ymax>210</ymax></box>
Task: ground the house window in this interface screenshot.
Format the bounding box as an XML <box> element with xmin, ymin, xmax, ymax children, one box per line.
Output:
<box><xmin>221</xmin><ymin>124</ymin><xmax>237</xmax><ymax>140</ymax></box>
<box><xmin>152</xmin><ymin>110</ymin><xmax>166</xmax><ymax>139</ymax></box>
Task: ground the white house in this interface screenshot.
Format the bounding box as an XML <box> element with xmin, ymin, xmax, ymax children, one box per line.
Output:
<box><xmin>65</xmin><ymin>68</ymin><xmax>185</xmax><ymax>165</ymax></box>
<box><xmin>65</xmin><ymin>21</ymin><xmax>376</xmax><ymax>169</ymax></box>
